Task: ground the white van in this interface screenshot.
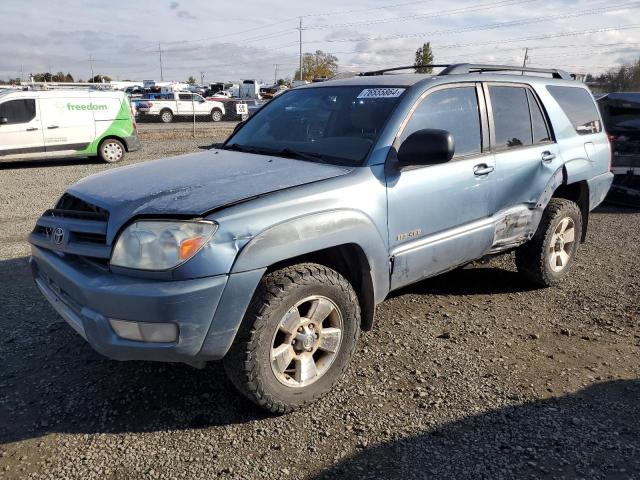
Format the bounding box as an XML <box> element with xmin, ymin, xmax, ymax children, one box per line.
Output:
<box><xmin>0</xmin><ymin>89</ymin><xmax>140</xmax><ymax>163</ymax></box>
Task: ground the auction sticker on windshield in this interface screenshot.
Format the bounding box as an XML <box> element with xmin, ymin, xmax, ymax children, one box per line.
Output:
<box><xmin>357</xmin><ymin>88</ymin><xmax>405</xmax><ymax>99</ymax></box>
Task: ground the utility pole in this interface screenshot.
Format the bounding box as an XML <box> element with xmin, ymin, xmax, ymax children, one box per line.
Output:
<box><xmin>89</xmin><ymin>54</ymin><xmax>95</xmax><ymax>82</ymax></box>
<box><xmin>158</xmin><ymin>42</ymin><xmax>164</xmax><ymax>81</ymax></box>
<box><xmin>20</xmin><ymin>64</ymin><xmax>23</xmax><ymax>83</ymax></box>
<box><xmin>273</xmin><ymin>64</ymin><xmax>279</xmax><ymax>85</ymax></box>
<box><xmin>298</xmin><ymin>17</ymin><xmax>303</xmax><ymax>81</ymax></box>
<box><xmin>521</xmin><ymin>47</ymin><xmax>529</xmax><ymax>75</ymax></box>
<box><xmin>200</xmin><ymin>71</ymin><xmax>205</xmax><ymax>85</ymax></box>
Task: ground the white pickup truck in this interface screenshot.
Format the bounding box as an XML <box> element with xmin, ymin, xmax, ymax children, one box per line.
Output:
<box><xmin>138</xmin><ymin>92</ymin><xmax>226</xmax><ymax>123</ymax></box>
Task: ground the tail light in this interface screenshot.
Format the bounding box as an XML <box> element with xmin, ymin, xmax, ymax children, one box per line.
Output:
<box><xmin>607</xmin><ymin>135</ymin><xmax>613</xmax><ymax>171</ymax></box>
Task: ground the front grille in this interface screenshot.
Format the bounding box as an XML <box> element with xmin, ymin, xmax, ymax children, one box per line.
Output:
<box><xmin>29</xmin><ymin>194</ymin><xmax>112</xmax><ymax>260</ymax></box>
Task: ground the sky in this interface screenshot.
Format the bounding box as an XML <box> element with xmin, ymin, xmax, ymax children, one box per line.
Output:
<box><xmin>1</xmin><ymin>0</ymin><xmax>639</xmax><ymax>84</ymax></box>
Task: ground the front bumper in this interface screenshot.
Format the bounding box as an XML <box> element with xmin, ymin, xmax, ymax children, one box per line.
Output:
<box><xmin>30</xmin><ymin>245</ymin><xmax>233</xmax><ymax>363</ymax></box>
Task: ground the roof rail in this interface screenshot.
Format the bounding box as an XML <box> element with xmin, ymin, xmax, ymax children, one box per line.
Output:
<box><xmin>358</xmin><ymin>63</ymin><xmax>572</xmax><ymax>80</ymax></box>
<box><xmin>439</xmin><ymin>63</ymin><xmax>572</xmax><ymax>80</ymax></box>
<box><xmin>358</xmin><ymin>65</ymin><xmax>451</xmax><ymax>76</ymax></box>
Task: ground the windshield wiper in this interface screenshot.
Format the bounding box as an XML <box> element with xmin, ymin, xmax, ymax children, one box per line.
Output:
<box><xmin>221</xmin><ymin>143</ymin><xmax>262</xmax><ymax>153</ymax></box>
<box><xmin>222</xmin><ymin>144</ymin><xmax>333</xmax><ymax>163</ymax></box>
<box><xmin>272</xmin><ymin>148</ymin><xmax>329</xmax><ymax>163</ymax></box>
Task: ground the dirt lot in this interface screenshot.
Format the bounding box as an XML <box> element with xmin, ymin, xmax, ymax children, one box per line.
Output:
<box><xmin>0</xmin><ymin>130</ymin><xmax>638</xmax><ymax>479</ymax></box>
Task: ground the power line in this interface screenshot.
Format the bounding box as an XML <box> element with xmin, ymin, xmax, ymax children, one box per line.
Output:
<box><xmin>320</xmin><ymin>2</ymin><xmax>640</xmax><ymax>43</ymax></box>
<box><xmin>306</xmin><ymin>0</ymin><xmax>537</xmax><ymax>30</ymax></box>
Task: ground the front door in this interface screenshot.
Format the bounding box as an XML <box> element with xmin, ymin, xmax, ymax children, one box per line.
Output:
<box><xmin>387</xmin><ymin>83</ymin><xmax>496</xmax><ymax>290</ymax></box>
<box><xmin>0</xmin><ymin>98</ymin><xmax>44</xmax><ymax>159</ymax></box>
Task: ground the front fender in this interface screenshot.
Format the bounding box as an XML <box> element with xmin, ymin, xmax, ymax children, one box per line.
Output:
<box><xmin>231</xmin><ymin>209</ymin><xmax>390</xmax><ymax>303</ymax></box>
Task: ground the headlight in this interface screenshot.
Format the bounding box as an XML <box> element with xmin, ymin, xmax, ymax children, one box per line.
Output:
<box><xmin>110</xmin><ymin>220</ymin><xmax>217</xmax><ymax>270</ymax></box>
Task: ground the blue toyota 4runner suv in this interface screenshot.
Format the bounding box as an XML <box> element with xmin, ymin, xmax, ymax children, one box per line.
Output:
<box><xmin>29</xmin><ymin>64</ymin><xmax>613</xmax><ymax>413</ymax></box>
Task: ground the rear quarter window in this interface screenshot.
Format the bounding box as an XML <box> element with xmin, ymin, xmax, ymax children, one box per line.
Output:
<box><xmin>546</xmin><ymin>86</ymin><xmax>602</xmax><ymax>135</ymax></box>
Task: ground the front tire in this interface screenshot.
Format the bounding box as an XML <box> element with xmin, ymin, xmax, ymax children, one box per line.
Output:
<box><xmin>211</xmin><ymin>109</ymin><xmax>223</xmax><ymax>122</ymax></box>
<box><xmin>97</xmin><ymin>138</ymin><xmax>125</xmax><ymax>163</ymax></box>
<box><xmin>224</xmin><ymin>263</ymin><xmax>361</xmax><ymax>413</ymax></box>
<box><xmin>515</xmin><ymin>198</ymin><xmax>582</xmax><ymax>287</ymax></box>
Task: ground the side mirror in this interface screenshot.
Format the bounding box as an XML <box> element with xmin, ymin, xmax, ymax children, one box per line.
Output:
<box><xmin>0</xmin><ymin>117</ymin><xmax>7</xmax><ymax>125</ymax></box>
<box><xmin>397</xmin><ymin>129</ymin><xmax>455</xmax><ymax>169</ymax></box>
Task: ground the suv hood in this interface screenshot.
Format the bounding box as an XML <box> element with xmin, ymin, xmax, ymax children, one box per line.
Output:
<box><xmin>67</xmin><ymin>149</ymin><xmax>353</xmax><ymax>241</ymax></box>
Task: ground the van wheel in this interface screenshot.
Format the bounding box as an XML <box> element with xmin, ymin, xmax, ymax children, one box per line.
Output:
<box><xmin>211</xmin><ymin>109</ymin><xmax>223</xmax><ymax>122</ymax></box>
<box><xmin>160</xmin><ymin>109</ymin><xmax>173</xmax><ymax>123</ymax></box>
<box><xmin>98</xmin><ymin>138</ymin><xmax>125</xmax><ymax>163</ymax></box>
<box><xmin>224</xmin><ymin>263</ymin><xmax>360</xmax><ymax>413</ymax></box>
<box><xmin>515</xmin><ymin>198</ymin><xmax>582</xmax><ymax>287</ymax></box>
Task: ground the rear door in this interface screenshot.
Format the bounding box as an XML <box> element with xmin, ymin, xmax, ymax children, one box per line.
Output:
<box><xmin>177</xmin><ymin>93</ymin><xmax>195</xmax><ymax>115</ymax></box>
<box><xmin>39</xmin><ymin>96</ymin><xmax>96</xmax><ymax>155</ymax></box>
<box><xmin>387</xmin><ymin>83</ymin><xmax>496</xmax><ymax>289</ymax></box>
<box><xmin>0</xmin><ymin>97</ymin><xmax>44</xmax><ymax>158</ymax></box>
<box><xmin>484</xmin><ymin>83</ymin><xmax>560</xmax><ymax>214</ymax></box>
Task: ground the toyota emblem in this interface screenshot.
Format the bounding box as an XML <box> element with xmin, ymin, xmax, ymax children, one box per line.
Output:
<box><xmin>52</xmin><ymin>227</ymin><xmax>65</xmax><ymax>245</ymax></box>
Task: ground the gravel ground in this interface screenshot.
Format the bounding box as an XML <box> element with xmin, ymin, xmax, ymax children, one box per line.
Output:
<box><xmin>0</xmin><ymin>133</ymin><xmax>639</xmax><ymax>479</ymax></box>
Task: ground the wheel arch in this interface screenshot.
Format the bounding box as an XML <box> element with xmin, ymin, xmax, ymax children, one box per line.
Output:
<box><xmin>553</xmin><ymin>172</ymin><xmax>589</xmax><ymax>242</ymax></box>
<box><xmin>266</xmin><ymin>244</ymin><xmax>377</xmax><ymax>331</ymax></box>
<box><xmin>230</xmin><ymin>209</ymin><xmax>391</xmax><ymax>331</ymax></box>
<box><xmin>98</xmin><ymin>134</ymin><xmax>129</xmax><ymax>152</ymax></box>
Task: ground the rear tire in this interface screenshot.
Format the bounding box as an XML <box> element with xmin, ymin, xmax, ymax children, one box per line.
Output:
<box><xmin>211</xmin><ymin>109</ymin><xmax>223</xmax><ymax>122</ymax></box>
<box><xmin>515</xmin><ymin>198</ymin><xmax>582</xmax><ymax>287</ymax></box>
<box><xmin>224</xmin><ymin>263</ymin><xmax>361</xmax><ymax>413</ymax></box>
<box><xmin>160</xmin><ymin>109</ymin><xmax>173</xmax><ymax>123</ymax></box>
<box><xmin>97</xmin><ymin>138</ymin><xmax>125</xmax><ymax>163</ymax></box>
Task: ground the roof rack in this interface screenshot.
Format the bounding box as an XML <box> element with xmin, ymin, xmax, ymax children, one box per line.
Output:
<box><xmin>359</xmin><ymin>65</ymin><xmax>451</xmax><ymax>76</ymax></box>
<box><xmin>359</xmin><ymin>63</ymin><xmax>573</xmax><ymax>80</ymax></box>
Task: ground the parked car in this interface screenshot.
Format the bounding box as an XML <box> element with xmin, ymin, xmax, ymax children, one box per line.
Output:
<box><xmin>597</xmin><ymin>92</ymin><xmax>640</xmax><ymax>207</ymax></box>
<box><xmin>205</xmin><ymin>90</ymin><xmax>231</xmax><ymax>101</ymax></box>
<box><xmin>137</xmin><ymin>92</ymin><xmax>225</xmax><ymax>123</ymax></box>
<box><xmin>0</xmin><ymin>89</ymin><xmax>140</xmax><ymax>163</ymax></box>
<box><xmin>29</xmin><ymin>64</ymin><xmax>612</xmax><ymax>413</ymax></box>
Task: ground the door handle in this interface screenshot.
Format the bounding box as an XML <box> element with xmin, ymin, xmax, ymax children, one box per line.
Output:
<box><xmin>541</xmin><ymin>151</ymin><xmax>556</xmax><ymax>163</ymax></box>
<box><xmin>26</xmin><ymin>127</ymin><xmax>39</xmax><ymax>131</ymax></box>
<box><xmin>473</xmin><ymin>164</ymin><xmax>494</xmax><ymax>176</ymax></box>
<box><xmin>47</xmin><ymin>125</ymin><xmax>59</xmax><ymax>129</ymax></box>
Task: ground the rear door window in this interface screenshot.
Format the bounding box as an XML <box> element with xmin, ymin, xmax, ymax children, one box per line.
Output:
<box><xmin>528</xmin><ymin>90</ymin><xmax>551</xmax><ymax>143</ymax></box>
<box><xmin>488</xmin><ymin>86</ymin><xmax>532</xmax><ymax>149</ymax></box>
<box><xmin>0</xmin><ymin>99</ymin><xmax>36</xmax><ymax>124</ymax></box>
<box><xmin>547</xmin><ymin>85</ymin><xmax>602</xmax><ymax>135</ymax></box>
<box><xmin>401</xmin><ymin>86</ymin><xmax>482</xmax><ymax>157</ymax></box>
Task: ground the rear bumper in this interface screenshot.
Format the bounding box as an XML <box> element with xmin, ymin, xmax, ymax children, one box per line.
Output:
<box><xmin>587</xmin><ymin>171</ymin><xmax>614</xmax><ymax>210</ymax></box>
<box><xmin>123</xmin><ymin>134</ymin><xmax>142</xmax><ymax>152</ymax></box>
<box><xmin>30</xmin><ymin>245</ymin><xmax>233</xmax><ymax>364</ymax></box>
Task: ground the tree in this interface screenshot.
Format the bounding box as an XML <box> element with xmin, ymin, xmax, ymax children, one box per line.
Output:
<box><xmin>64</xmin><ymin>73</ymin><xmax>74</xmax><ymax>82</ymax></box>
<box><xmin>33</xmin><ymin>72</ymin><xmax>52</xmax><ymax>82</ymax></box>
<box><xmin>294</xmin><ymin>50</ymin><xmax>339</xmax><ymax>81</ymax></box>
<box><xmin>187</xmin><ymin>76</ymin><xmax>197</xmax><ymax>85</ymax></box>
<box><xmin>414</xmin><ymin>42</ymin><xmax>434</xmax><ymax>74</ymax></box>
<box><xmin>89</xmin><ymin>74</ymin><xmax>111</xmax><ymax>83</ymax></box>
<box><xmin>588</xmin><ymin>57</ymin><xmax>640</xmax><ymax>93</ymax></box>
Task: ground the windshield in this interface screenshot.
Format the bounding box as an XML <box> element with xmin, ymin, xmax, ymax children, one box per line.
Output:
<box><xmin>223</xmin><ymin>86</ymin><xmax>404</xmax><ymax>166</ymax></box>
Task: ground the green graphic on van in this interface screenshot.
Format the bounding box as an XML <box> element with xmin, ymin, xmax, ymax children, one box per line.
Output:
<box><xmin>67</xmin><ymin>103</ymin><xmax>108</xmax><ymax>111</ymax></box>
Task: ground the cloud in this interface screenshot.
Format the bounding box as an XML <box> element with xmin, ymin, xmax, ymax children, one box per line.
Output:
<box><xmin>176</xmin><ymin>10</ymin><xmax>196</xmax><ymax>20</ymax></box>
<box><xmin>169</xmin><ymin>1</ymin><xmax>179</xmax><ymax>10</ymax></box>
